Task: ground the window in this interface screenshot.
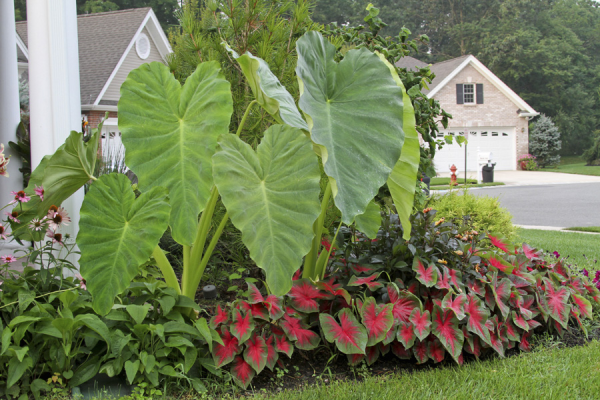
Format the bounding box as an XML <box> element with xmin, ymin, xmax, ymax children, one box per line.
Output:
<box><xmin>136</xmin><ymin>33</ymin><xmax>151</xmax><ymax>60</ymax></box>
<box><xmin>463</xmin><ymin>84</ymin><xmax>475</xmax><ymax>104</ymax></box>
<box><xmin>470</xmin><ymin>131</ymin><xmax>477</xmax><ymax>136</ymax></box>
<box><xmin>492</xmin><ymin>132</ymin><xmax>499</xmax><ymax>137</ymax></box>
<box><xmin>481</xmin><ymin>131</ymin><xmax>488</xmax><ymax>136</ymax></box>
<box><xmin>502</xmin><ymin>132</ymin><xmax>509</xmax><ymax>136</ymax></box>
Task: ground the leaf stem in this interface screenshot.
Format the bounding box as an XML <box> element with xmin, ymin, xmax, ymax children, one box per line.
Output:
<box><xmin>152</xmin><ymin>245</ymin><xmax>181</xmax><ymax>295</ymax></box>
<box><xmin>236</xmin><ymin>100</ymin><xmax>257</xmax><ymax>137</ymax></box>
<box><xmin>303</xmin><ymin>181</ymin><xmax>332</xmax><ymax>279</ymax></box>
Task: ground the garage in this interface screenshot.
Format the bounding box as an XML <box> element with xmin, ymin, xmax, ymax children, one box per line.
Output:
<box><xmin>432</xmin><ymin>127</ymin><xmax>516</xmax><ymax>172</ymax></box>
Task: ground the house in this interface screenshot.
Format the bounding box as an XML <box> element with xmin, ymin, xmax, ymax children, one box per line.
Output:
<box><xmin>396</xmin><ymin>55</ymin><xmax>539</xmax><ymax>171</ymax></box>
<box><xmin>15</xmin><ymin>7</ymin><xmax>172</xmax><ymax>146</ymax></box>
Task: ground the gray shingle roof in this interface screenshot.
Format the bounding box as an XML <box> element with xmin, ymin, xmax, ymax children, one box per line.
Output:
<box><xmin>395</xmin><ymin>54</ymin><xmax>471</xmax><ymax>94</ymax></box>
<box><xmin>16</xmin><ymin>8</ymin><xmax>151</xmax><ymax>105</ymax></box>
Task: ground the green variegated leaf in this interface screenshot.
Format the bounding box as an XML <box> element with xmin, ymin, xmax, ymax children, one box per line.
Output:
<box><xmin>225</xmin><ymin>45</ymin><xmax>308</xmax><ymax>131</ymax></box>
<box><xmin>78</xmin><ymin>174</ymin><xmax>171</xmax><ymax>315</ymax></box>
<box><xmin>354</xmin><ymin>200</ymin><xmax>381</xmax><ymax>240</ymax></box>
<box><xmin>379</xmin><ymin>55</ymin><xmax>420</xmax><ymax>240</ymax></box>
<box><xmin>118</xmin><ymin>61</ymin><xmax>233</xmax><ymax>245</ymax></box>
<box><xmin>213</xmin><ymin>125</ymin><xmax>321</xmax><ymax>296</ymax></box>
<box><xmin>296</xmin><ymin>31</ymin><xmax>404</xmax><ymax>224</ymax></box>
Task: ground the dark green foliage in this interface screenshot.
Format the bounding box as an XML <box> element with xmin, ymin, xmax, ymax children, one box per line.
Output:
<box><xmin>583</xmin><ymin>132</ymin><xmax>600</xmax><ymax>166</ymax></box>
<box><xmin>530</xmin><ymin>114</ymin><xmax>561</xmax><ymax>168</ymax></box>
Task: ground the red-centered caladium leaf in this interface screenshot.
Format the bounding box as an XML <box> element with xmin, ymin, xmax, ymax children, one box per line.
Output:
<box><xmin>406</xmin><ymin>280</ymin><xmax>421</xmax><ymax>295</ymax></box>
<box><xmin>274</xmin><ymin>334</ymin><xmax>294</xmax><ymax>358</ymax></box>
<box><xmin>435</xmin><ymin>266</ymin><xmax>451</xmax><ymax>291</ymax></box>
<box><xmin>488</xmin><ymin>330</ymin><xmax>505</xmax><ymax>357</ymax></box>
<box><xmin>350</xmin><ymin>264</ymin><xmax>377</xmax><ymax>275</ymax></box>
<box><xmin>271</xmin><ymin>325</ymin><xmax>285</xmax><ymax>336</ymax></box>
<box><xmin>584</xmin><ymin>283</ymin><xmax>600</xmax><ymax>304</ymax></box>
<box><xmin>263</xmin><ymin>295</ymin><xmax>285</xmax><ymax>320</ymax></box>
<box><xmin>519</xmin><ymin>295</ymin><xmax>537</xmax><ymax>320</ymax></box>
<box><xmin>413</xmin><ymin>340</ymin><xmax>429</xmax><ymax>364</ymax></box>
<box><xmin>504</xmin><ymin>318</ymin><xmax>520</xmax><ymax>342</ymax></box>
<box><xmin>441</xmin><ymin>292</ymin><xmax>467</xmax><ymax>320</ymax></box>
<box><xmin>492</xmin><ymin>275</ymin><xmax>513</xmax><ymax>320</ymax></box>
<box><xmin>428</xmin><ymin>338</ymin><xmax>446</xmax><ymax>363</ymax></box>
<box><xmin>519</xmin><ymin>331</ymin><xmax>531</xmax><ymax>352</ymax></box>
<box><xmin>347</xmin><ymin>353</ymin><xmax>365</xmax><ymax>366</ymax></box>
<box><xmin>316</xmin><ymin>279</ymin><xmax>352</xmax><ymax>304</ymax></box>
<box><xmin>572</xmin><ymin>293</ymin><xmax>593</xmax><ymax>319</ymax></box>
<box><xmin>431</xmin><ymin>305</ymin><xmax>464</xmax><ymax>362</ymax></box>
<box><xmin>360</xmin><ymin>297</ymin><xmax>394</xmax><ymax>346</ymax></box>
<box><xmin>488</xmin><ymin>234</ymin><xmax>511</xmax><ymax>253</ymax></box>
<box><xmin>396</xmin><ymin>321</ymin><xmax>416</xmax><ymax>348</ymax></box>
<box><xmin>210</xmin><ymin>305</ymin><xmax>229</xmax><ymax>329</ymax></box>
<box><xmin>213</xmin><ymin>328</ymin><xmax>241</xmax><ymax>368</ymax></box>
<box><xmin>522</xmin><ymin>243</ymin><xmax>540</xmax><ymax>260</ymax></box>
<box><xmin>484</xmin><ymin>285</ymin><xmax>496</xmax><ymax>311</ymax></box>
<box><xmin>365</xmin><ymin>345</ymin><xmax>379</xmax><ymax>366</ymax></box>
<box><xmin>231</xmin><ymin>356</ymin><xmax>255</xmax><ymax>389</ymax></box>
<box><xmin>409</xmin><ymin>309</ymin><xmax>431</xmax><ymax>341</ymax></box>
<box><xmin>446</xmin><ymin>267</ymin><xmax>464</xmax><ymax>292</ymax></box>
<box><xmin>571</xmin><ymin>309</ymin><xmax>587</xmax><ymax>335</ymax></box>
<box><xmin>239</xmin><ymin>301</ymin><xmax>269</xmax><ymax>321</ymax></box>
<box><xmin>230</xmin><ymin>309</ymin><xmax>255</xmax><ymax>345</ymax></box>
<box><xmin>264</xmin><ymin>335</ymin><xmax>278</xmax><ymax>371</ymax></box>
<box><xmin>243</xmin><ymin>335</ymin><xmax>268</xmax><ymax>374</ymax></box>
<box><xmin>382</xmin><ymin>325</ymin><xmax>397</xmax><ymax>345</ymax></box>
<box><xmin>464</xmin><ymin>294</ymin><xmax>491</xmax><ymax>346</ymax></box>
<box><xmin>553</xmin><ymin>260</ymin><xmax>569</xmax><ymax>278</ymax></box>
<box><xmin>467</xmin><ymin>279</ymin><xmax>485</xmax><ymax>297</ymax></box>
<box><xmin>412</xmin><ymin>258</ymin><xmax>438</xmax><ymax>287</ymax></box>
<box><xmin>488</xmin><ymin>256</ymin><xmax>515</xmax><ymax>274</ymax></box>
<box><xmin>387</xmin><ymin>285</ymin><xmax>422</xmax><ymax>324</ymax></box>
<box><xmin>280</xmin><ymin>315</ymin><xmax>320</xmax><ymax>350</ymax></box>
<box><xmin>288</xmin><ymin>279</ymin><xmax>325</xmax><ymax>313</ymax></box>
<box><xmin>512</xmin><ymin>312</ymin><xmax>529</xmax><ymax>331</ymax></box>
<box><xmin>568</xmin><ymin>278</ymin><xmax>586</xmax><ymax>296</ymax></box>
<box><xmin>247</xmin><ymin>282</ymin><xmax>264</xmax><ymax>304</ymax></box>
<box><xmin>543</xmin><ymin>278</ymin><xmax>571</xmax><ymax>329</ymax></box>
<box><xmin>379</xmin><ymin>342</ymin><xmax>390</xmax><ymax>356</ymax></box>
<box><xmin>320</xmin><ymin>309</ymin><xmax>368</xmax><ymax>354</ymax></box>
<box><xmin>462</xmin><ymin>328</ymin><xmax>481</xmax><ymax>359</ymax></box>
<box><xmin>348</xmin><ymin>273</ymin><xmax>383</xmax><ymax>291</ymax></box>
<box><xmin>391</xmin><ymin>340</ymin><xmax>411</xmax><ymax>359</ymax></box>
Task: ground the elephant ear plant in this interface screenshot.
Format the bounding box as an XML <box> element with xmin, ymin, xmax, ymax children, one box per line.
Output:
<box><xmin>12</xmin><ymin>31</ymin><xmax>418</xmax><ymax>314</ymax></box>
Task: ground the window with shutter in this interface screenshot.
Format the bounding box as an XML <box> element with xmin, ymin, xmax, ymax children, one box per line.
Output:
<box><xmin>463</xmin><ymin>84</ymin><xmax>475</xmax><ymax>104</ymax></box>
<box><xmin>456</xmin><ymin>84</ymin><xmax>464</xmax><ymax>104</ymax></box>
<box><xmin>476</xmin><ymin>83</ymin><xmax>484</xmax><ymax>104</ymax></box>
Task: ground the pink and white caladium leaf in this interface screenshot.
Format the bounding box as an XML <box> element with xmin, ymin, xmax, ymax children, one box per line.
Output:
<box><xmin>428</xmin><ymin>338</ymin><xmax>446</xmax><ymax>363</ymax></box>
<box><xmin>230</xmin><ymin>309</ymin><xmax>255</xmax><ymax>345</ymax></box>
<box><xmin>231</xmin><ymin>356</ymin><xmax>255</xmax><ymax>389</ymax></box>
<box><xmin>264</xmin><ymin>335</ymin><xmax>279</xmax><ymax>371</ymax></box>
<box><xmin>387</xmin><ymin>285</ymin><xmax>422</xmax><ymax>324</ymax></box>
<box><xmin>441</xmin><ymin>292</ymin><xmax>467</xmax><ymax>320</ymax></box>
<box><xmin>492</xmin><ymin>274</ymin><xmax>514</xmax><ymax>320</ymax></box>
<box><xmin>243</xmin><ymin>335</ymin><xmax>268</xmax><ymax>374</ymax></box>
<box><xmin>464</xmin><ymin>294</ymin><xmax>492</xmax><ymax>346</ymax></box>
<box><xmin>320</xmin><ymin>309</ymin><xmax>368</xmax><ymax>354</ymax></box>
<box><xmin>239</xmin><ymin>301</ymin><xmax>269</xmax><ymax>321</ymax></box>
<box><xmin>412</xmin><ymin>258</ymin><xmax>438</xmax><ymax>287</ymax></box>
<box><xmin>571</xmin><ymin>293</ymin><xmax>593</xmax><ymax>319</ymax></box>
<box><xmin>348</xmin><ymin>273</ymin><xmax>383</xmax><ymax>291</ymax></box>
<box><xmin>542</xmin><ymin>279</ymin><xmax>571</xmax><ymax>328</ymax></box>
<box><xmin>213</xmin><ymin>328</ymin><xmax>241</xmax><ymax>368</ymax></box>
<box><xmin>280</xmin><ymin>315</ymin><xmax>320</xmax><ymax>350</ymax></box>
<box><xmin>413</xmin><ymin>340</ymin><xmax>429</xmax><ymax>364</ymax></box>
<box><xmin>396</xmin><ymin>321</ymin><xmax>416</xmax><ymax>348</ymax></box>
<box><xmin>274</xmin><ymin>334</ymin><xmax>294</xmax><ymax>358</ymax></box>
<box><xmin>288</xmin><ymin>279</ymin><xmax>325</xmax><ymax>313</ymax></box>
<box><xmin>409</xmin><ymin>309</ymin><xmax>431</xmax><ymax>341</ymax></box>
<box><xmin>391</xmin><ymin>340</ymin><xmax>411</xmax><ymax>359</ymax></box>
<box><xmin>347</xmin><ymin>353</ymin><xmax>365</xmax><ymax>366</ymax></box>
<box><xmin>431</xmin><ymin>305</ymin><xmax>464</xmax><ymax>362</ymax></box>
<box><xmin>210</xmin><ymin>305</ymin><xmax>229</xmax><ymax>329</ymax></box>
<box><xmin>360</xmin><ymin>297</ymin><xmax>394</xmax><ymax>346</ymax></box>
<box><xmin>365</xmin><ymin>345</ymin><xmax>380</xmax><ymax>366</ymax></box>
<box><xmin>512</xmin><ymin>312</ymin><xmax>529</xmax><ymax>331</ymax></box>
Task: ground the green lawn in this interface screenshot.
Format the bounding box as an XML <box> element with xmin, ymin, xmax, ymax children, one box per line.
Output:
<box><xmin>431</xmin><ymin>182</ymin><xmax>505</xmax><ymax>190</ymax></box>
<box><xmin>517</xmin><ymin>228</ymin><xmax>600</xmax><ymax>271</ymax></box>
<box><xmin>430</xmin><ymin>177</ymin><xmax>477</xmax><ymax>185</ymax></box>
<box><xmin>540</xmin><ymin>155</ymin><xmax>600</xmax><ymax>176</ymax></box>
<box><xmin>566</xmin><ymin>226</ymin><xmax>600</xmax><ymax>233</ymax></box>
<box><xmin>265</xmin><ymin>341</ymin><xmax>600</xmax><ymax>400</ymax></box>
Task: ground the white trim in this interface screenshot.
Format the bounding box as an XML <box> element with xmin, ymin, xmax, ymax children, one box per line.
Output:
<box><xmin>428</xmin><ymin>55</ymin><xmax>538</xmax><ymax>115</ymax></box>
<box><xmin>93</xmin><ymin>9</ymin><xmax>172</xmax><ymax>106</ymax></box>
<box><xmin>15</xmin><ymin>32</ymin><xmax>28</xmax><ymax>60</ymax></box>
<box><xmin>101</xmin><ymin>117</ymin><xmax>119</xmax><ymax>126</ymax></box>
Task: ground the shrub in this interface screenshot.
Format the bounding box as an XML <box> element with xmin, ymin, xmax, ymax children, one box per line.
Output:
<box><xmin>517</xmin><ymin>154</ymin><xmax>538</xmax><ymax>171</ymax></box>
<box><xmin>582</xmin><ymin>131</ymin><xmax>600</xmax><ymax>166</ymax></box>
<box><xmin>429</xmin><ymin>190</ymin><xmax>516</xmax><ymax>240</ymax></box>
<box><xmin>530</xmin><ymin>114</ymin><xmax>561</xmax><ymax>167</ymax></box>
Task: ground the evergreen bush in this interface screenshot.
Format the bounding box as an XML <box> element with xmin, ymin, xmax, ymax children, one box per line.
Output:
<box><xmin>530</xmin><ymin>114</ymin><xmax>561</xmax><ymax>167</ymax></box>
<box><xmin>583</xmin><ymin>131</ymin><xmax>600</xmax><ymax>166</ymax></box>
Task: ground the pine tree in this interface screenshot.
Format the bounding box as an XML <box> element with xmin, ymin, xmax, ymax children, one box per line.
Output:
<box><xmin>530</xmin><ymin>114</ymin><xmax>561</xmax><ymax>167</ymax></box>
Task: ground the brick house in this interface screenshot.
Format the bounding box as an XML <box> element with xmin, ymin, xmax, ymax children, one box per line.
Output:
<box><xmin>396</xmin><ymin>55</ymin><xmax>539</xmax><ymax>171</ymax></box>
<box><xmin>15</xmin><ymin>7</ymin><xmax>172</xmax><ymax>149</ymax></box>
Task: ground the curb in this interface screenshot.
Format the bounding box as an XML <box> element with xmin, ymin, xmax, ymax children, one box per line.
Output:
<box><xmin>515</xmin><ymin>225</ymin><xmax>600</xmax><ymax>235</ymax></box>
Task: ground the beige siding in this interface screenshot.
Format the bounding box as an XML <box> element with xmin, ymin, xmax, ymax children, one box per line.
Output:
<box><xmin>433</xmin><ymin>64</ymin><xmax>530</xmax><ymax>162</ymax></box>
<box><xmin>100</xmin><ymin>27</ymin><xmax>165</xmax><ymax>102</ymax></box>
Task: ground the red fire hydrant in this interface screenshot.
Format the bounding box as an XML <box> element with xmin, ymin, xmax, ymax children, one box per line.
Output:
<box><xmin>450</xmin><ymin>164</ymin><xmax>458</xmax><ymax>186</ymax></box>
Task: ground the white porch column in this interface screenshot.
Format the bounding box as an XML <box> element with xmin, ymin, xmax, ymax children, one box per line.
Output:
<box><xmin>0</xmin><ymin>1</ymin><xmax>23</xmax><ymax>211</ymax></box>
<box><xmin>27</xmin><ymin>0</ymin><xmax>83</xmax><ymax>264</ymax></box>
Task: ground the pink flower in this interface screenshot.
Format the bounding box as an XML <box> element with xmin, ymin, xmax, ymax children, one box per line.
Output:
<box><xmin>75</xmin><ymin>273</ymin><xmax>87</xmax><ymax>290</ymax></box>
<box><xmin>0</xmin><ymin>143</ymin><xmax>10</xmax><ymax>178</ymax></box>
<box><xmin>0</xmin><ymin>224</ymin><xmax>7</xmax><ymax>240</ymax></box>
<box><xmin>9</xmin><ymin>190</ymin><xmax>31</xmax><ymax>204</ymax></box>
<box><xmin>1</xmin><ymin>255</ymin><xmax>17</xmax><ymax>264</ymax></box>
<box><xmin>29</xmin><ymin>218</ymin><xmax>46</xmax><ymax>232</ymax></box>
<box><xmin>5</xmin><ymin>210</ymin><xmax>20</xmax><ymax>224</ymax></box>
<box><xmin>46</xmin><ymin>229</ymin><xmax>64</xmax><ymax>246</ymax></box>
<box><xmin>582</xmin><ymin>269</ymin><xmax>589</xmax><ymax>277</ymax></box>
<box><xmin>47</xmin><ymin>206</ymin><xmax>70</xmax><ymax>231</ymax></box>
<box><xmin>553</xmin><ymin>251</ymin><xmax>560</xmax><ymax>258</ymax></box>
<box><xmin>35</xmin><ymin>185</ymin><xmax>44</xmax><ymax>201</ymax></box>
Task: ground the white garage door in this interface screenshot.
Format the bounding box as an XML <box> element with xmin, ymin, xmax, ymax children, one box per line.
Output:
<box><xmin>432</xmin><ymin>127</ymin><xmax>516</xmax><ymax>172</ymax></box>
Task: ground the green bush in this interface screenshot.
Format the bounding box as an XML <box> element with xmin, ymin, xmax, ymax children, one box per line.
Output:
<box><xmin>429</xmin><ymin>190</ymin><xmax>516</xmax><ymax>240</ymax></box>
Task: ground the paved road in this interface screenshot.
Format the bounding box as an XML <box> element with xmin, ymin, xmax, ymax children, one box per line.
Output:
<box><xmin>469</xmin><ymin>182</ymin><xmax>600</xmax><ymax>228</ymax></box>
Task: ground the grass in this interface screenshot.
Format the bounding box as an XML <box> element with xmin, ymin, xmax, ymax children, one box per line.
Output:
<box><xmin>431</xmin><ymin>182</ymin><xmax>505</xmax><ymax>190</ymax></box>
<box><xmin>540</xmin><ymin>155</ymin><xmax>600</xmax><ymax>176</ymax></box>
<box><xmin>430</xmin><ymin>177</ymin><xmax>477</xmax><ymax>185</ymax></box>
<box><xmin>265</xmin><ymin>341</ymin><xmax>600</xmax><ymax>400</ymax></box>
<box><xmin>517</xmin><ymin>228</ymin><xmax>600</xmax><ymax>271</ymax></box>
<box><xmin>565</xmin><ymin>226</ymin><xmax>600</xmax><ymax>233</ymax></box>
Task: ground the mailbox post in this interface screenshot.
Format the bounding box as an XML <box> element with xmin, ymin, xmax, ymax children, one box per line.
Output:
<box><xmin>477</xmin><ymin>149</ymin><xmax>493</xmax><ymax>184</ymax></box>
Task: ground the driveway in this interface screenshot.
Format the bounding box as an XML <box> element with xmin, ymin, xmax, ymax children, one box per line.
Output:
<box><xmin>436</xmin><ymin>170</ymin><xmax>600</xmax><ymax>186</ymax></box>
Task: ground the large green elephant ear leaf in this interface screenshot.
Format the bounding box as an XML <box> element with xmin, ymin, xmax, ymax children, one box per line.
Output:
<box><xmin>224</xmin><ymin>44</ymin><xmax>308</xmax><ymax>131</ymax></box>
<box><xmin>9</xmin><ymin>127</ymin><xmax>100</xmax><ymax>240</ymax></box>
<box><xmin>212</xmin><ymin>125</ymin><xmax>321</xmax><ymax>296</ymax></box>
<box><xmin>118</xmin><ymin>61</ymin><xmax>233</xmax><ymax>246</ymax></box>
<box><xmin>354</xmin><ymin>200</ymin><xmax>382</xmax><ymax>240</ymax></box>
<box><xmin>378</xmin><ymin>54</ymin><xmax>420</xmax><ymax>240</ymax></box>
<box><xmin>78</xmin><ymin>173</ymin><xmax>171</xmax><ymax>315</ymax></box>
<box><xmin>295</xmin><ymin>31</ymin><xmax>405</xmax><ymax>225</ymax></box>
